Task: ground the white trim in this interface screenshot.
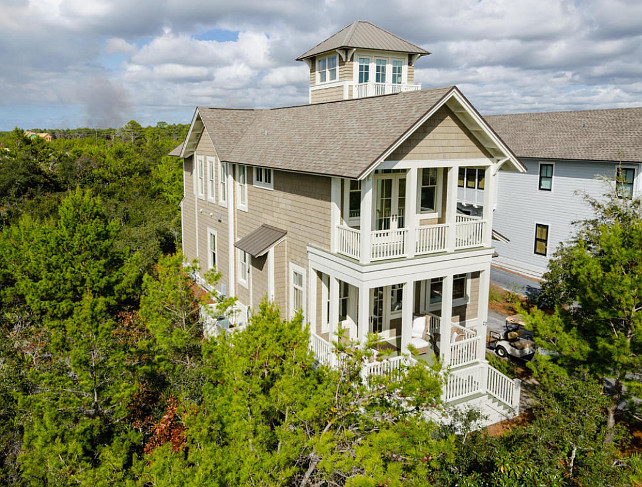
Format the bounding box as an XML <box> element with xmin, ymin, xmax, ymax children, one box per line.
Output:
<box><xmin>537</xmin><ymin>161</ymin><xmax>555</xmax><ymax>192</ymax></box>
<box><xmin>307</xmin><ymin>244</ymin><xmax>493</xmax><ymax>289</ymax></box>
<box><xmin>316</xmin><ymin>53</ymin><xmax>338</xmax><ymax>84</ymax></box>
<box><xmin>253</xmin><ymin>167</ymin><xmax>274</xmax><ymax>190</ymax></box>
<box><xmin>218</xmin><ymin>160</ymin><xmax>228</xmax><ymax>207</ymax></box>
<box><xmin>375</xmin><ymin>158</ymin><xmax>494</xmax><ymax>171</ymax></box>
<box><xmin>289</xmin><ymin>262</ymin><xmax>306</xmax><ymax>320</ymax></box>
<box><xmin>206</xmin><ymin>228</ymin><xmax>217</xmax><ymax>271</ymax></box>
<box><xmin>237</xmin><ymin>248</ymin><xmax>249</xmax><ymax>289</ymax></box>
<box><xmin>309</xmin><ymin>80</ymin><xmax>350</xmax><ymax>91</ymax></box>
<box><xmin>179</xmin><ymin>108</ymin><xmax>200</xmax><ymax>158</ymax></box>
<box><xmin>227</xmin><ymin>164</ymin><xmax>234</xmax><ymax>296</ymax></box>
<box><xmin>236</xmin><ymin>164</ymin><xmax>248</xmax><ymax>212</ymax></box>
<box><xmin>267</xmin><ymin>248</ymin><xmax>275</xmax><ymax>301</ymax></box>
<box><xmin>206</xmin><ymin>156</ymin><xmax>216</xmax><ymax>202</ymax></box>
<box><xmin>321</xmin><ymin>273</ymin><xmax>330</xmax><ymax>334</ymax></box>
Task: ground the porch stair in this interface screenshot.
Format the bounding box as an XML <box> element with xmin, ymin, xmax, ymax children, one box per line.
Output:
<box><xmin>443</xmin><ymin>393</ymin><xmax>516</xmax><ymax>430</ymax></box>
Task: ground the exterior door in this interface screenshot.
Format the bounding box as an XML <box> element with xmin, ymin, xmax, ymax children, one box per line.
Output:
<box><xmin>375</xmin><ymin>174</ymin><xmax>406</xmax><ymax>231</ymax></box>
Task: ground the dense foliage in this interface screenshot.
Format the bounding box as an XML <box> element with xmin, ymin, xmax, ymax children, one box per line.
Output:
<box><xmin>0</xmin><ymin>126</ymin><xmax>638</xmax><ymax>485</ymax></box>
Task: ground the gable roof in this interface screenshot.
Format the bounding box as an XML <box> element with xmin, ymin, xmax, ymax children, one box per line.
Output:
<box><xmin>296</xmin><ymin>20</ymin><xmax>429</xmax><ymax>61</ymax></box>
<box><xmin>179</xmin><ymin>86</ymin><xmax>523</xmax><ymax>178</ymax></box>
<box><xmin>485</xmin><ymin>107</ymin><xmax>642</xmax><ymax>164</ymax></box>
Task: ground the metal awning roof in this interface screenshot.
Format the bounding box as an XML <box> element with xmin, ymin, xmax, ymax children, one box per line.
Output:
<box><xmin>234</xmin><ymin>224</ymin><xmax>287</xmax><ymax>258</ymax></box>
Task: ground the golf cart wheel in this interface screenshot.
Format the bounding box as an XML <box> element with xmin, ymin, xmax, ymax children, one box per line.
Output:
<box><xmin>496</xmin><ymin>346</ymin><xmax>508</xmax><ymax>358</ymax></box>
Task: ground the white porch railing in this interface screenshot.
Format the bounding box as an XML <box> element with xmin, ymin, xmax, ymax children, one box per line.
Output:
<box><xmin>427</xmin><ymin>313</ymin><xmax>441</xmax><ymax>335</ymax></box>
<box><xmin>361</xmin><ymin>355</ymin><xmax>416</xmax><ymax>379</ymax></box>
<box><xmin>450</xmin><ymin>335</ymin><xmax>482</xmax><ymax>368</ymax></box>
<box><xmin>353</xmin><ymin>82</ymin><xmax>421</xmax><ymax>98</ymax></box>
<box><xmin>455</xmin><ymin>219</ymin><xmax>486</xmax><ymax>249</ymax></box>
<box><xmin>444</xmin><ymin>363</ymin><xmax>521</xmax><ymax>412</ymax></box>
<box><xmin>416</xmin><ymin>223</ymin><xmax>447</xmax><ymax>255</ymax></box>
<box><xmin>337</xmin><ymin>225</ymin><xmax>361</xmax><ymax>259</ymax></box>
<box><xmin>371</xmin><ymin>228</ymin><xmax>407</xmax><ymax>260</ymax></box>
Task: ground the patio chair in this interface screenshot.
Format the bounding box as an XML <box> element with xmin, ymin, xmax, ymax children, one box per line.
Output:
<box><xmin>409</xmin><ymin>316</ymin><xmax>430</xmax><ymax>355</ymax></box>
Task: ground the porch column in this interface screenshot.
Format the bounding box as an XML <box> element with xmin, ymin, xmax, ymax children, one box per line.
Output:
<box><xmin>405</xmin><ymin>168</ymin><xmax>418</xmax><ymax>258</ymax></box>
<box><xmin>477</xmin><ymin>267</ymin><xmax>490</xmax><ymax>362</ymax></box>
<box><xmin>445</xmin><ymin>166</ymin><xmax>458</xmax><ymax>252</ymax></box>
<box><xmin>439</xmin><ymin>274</ymin><xmax>453</xmax><ymax>366</ymax></box>
<box><xmin>359</xmin><ymin>175</ymin><xmax>373</xmax><ymax>264</ymax></box>
<box><xmin>401</xmin><ymin>279</ymin><xmax>414</xmax><ymax>352</ymax></box>
<box><xmin>329</xmin><ymin>275</ymin><xmax>340</xmax><ymax>344</ymax></box>
<box><xmin>357</xmin><ymin>283</ymin><xmax>369</xmax><ymax>346</ymax></box>
<box><xmin>330</xmin><ymin>177</ymin><xmax>341</xmax><ymax>253</ymax></box>
<box><xmin>481</xmin><ymin>165</ymin><xmax>494</xmax><ymax>246</ymax></box>
<box><xmin>308</xmin><ymin>267</ymin><xmax>317</xmax><ymax>333</ymax></box>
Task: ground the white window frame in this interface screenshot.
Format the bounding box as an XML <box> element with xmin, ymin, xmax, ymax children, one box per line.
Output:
<box><xmin>538</xmin><ymin>161</ymin><xmax>555</xmax><ymax>192</ymax></box>
<box><xmin>317</xmin><ymin>54</ymin><xmax>338</xmax><ymax>84</ymax></box>
<box><xmin>289</xmin><ymin>262</ymin><xmax>306</xmax><ymax>320</ymax></box>
<box><xmin>421</xmin><ymin>274</ymin><xmax>471</xmax><ymax>313</ymax></box>
<box><xmin>237</xmin><ymin>249</ymin><xmax>249</xmax><ymax>288</ymax></box>
<box><xmin>207</xmin><ymin>228</ymin><xmax>217</xmax><ymax>271</ymax></box>
<box><xmin>389</xmin><ymin>283</ymin><xmax>404</xmax><ymax>318</ymax></box>
<box><xmin>218</xmin><ymin>161</ymin><xmax>228</xmax><ymax>207</ymax></box>
<box><xmin>375</xmin><ymin>58</ymin><xmax>387</xmax><ymax>84</ymax></box>
<box><xmin>206</xmin><ymin>156</ymin><xmax>216</xmax><ymax>202</ymax></box>
<box><xmin>321</xmin><ymin>274</ymin><xmax>330</xmax><ymax>334</ymax></box>
<box><xmin>236</xmin><ymin>164</ymin><xmax>248</xmax><ymax>211</ymax></box>
<box><xmin>196</xmin><ymin>155</ymin><xmax>205</xmax><ymax>199</ymax></box>
<box><xmin>354</xmin><ymin>53</ymin><xmax>407</xmax><ymax>86</ymax></box>
<box><xmin>417</xmin><ymin>168</ymin><xmax>443</xmax><ymax>218</ymax></box>
<box><xmin>343</xmin><ymin>179</ymin><xmax>361</xmax><ymax>226</ymax></box>
<box><xmin>253</xmin><ymin>167</ymin><xmax>274</xmax><ymax>190</ymax></box>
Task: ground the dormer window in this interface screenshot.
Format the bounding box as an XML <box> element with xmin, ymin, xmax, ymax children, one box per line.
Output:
<box><xmin>358</xmin><ymin>57</ymin><xmax>370</xmax><ymax>83</ymax></box>
<box><xmin>317</xmin><ymin>55</ymin><xmax>337</xmax><ymax>83</ymax></box>
<box><xmin>375</xmin><ymin>59</ymin><xmax>386</xmax><ymax>83</ymax></box>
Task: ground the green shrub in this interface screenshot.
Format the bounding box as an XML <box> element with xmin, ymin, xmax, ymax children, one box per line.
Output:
<box><xmin>486</xmin><ymin>351</ymin><xmax>517</xmax><ymax>378</ymax></box>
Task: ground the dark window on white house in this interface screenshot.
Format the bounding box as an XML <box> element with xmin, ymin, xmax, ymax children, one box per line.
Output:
<box><xmin>616</xmin><ymin>167</ymin><xmax>635</xmax><ymax>199</ymax></box>
<box><xmin>539</xmin><ymin>164</ymin><xmax>553</xmax><ymax>191</ymax></box>
<box><xmin>534</xmin><ymin>224</ymin><xmax>549</xmax><ymax>256</ymax></box>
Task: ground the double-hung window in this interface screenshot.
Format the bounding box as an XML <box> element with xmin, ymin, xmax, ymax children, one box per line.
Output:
<box><xmin>207</xmin><ymin>156</ymin><xmax>215</xmax><ymax>201</ymax></box>
<box><xmin>196</xmin><ymin>155</ymin><xmax>205</xmax><ymax>198</ymax></box>
<box><xmin>616</xmin><ymin>167</ymin><xmax>635</xmax><ymax>199</ymax></box>
<box><xmin>358</xmin><ymin>57</ymin><xmax>370</xmax><ymax>83</ymax></box>
<box><xmin>392</xmin><ymin>60</ymin><xmax>403</xmax><ymax>84</ymax></box>
<box><xmin>254</xmin><ymin>167</ymin><xmax>273</xmax><ymax>190</ymax></box>
<box><xmin>317</xmin><ymin>55</ymin><xmax>337</xmax><ymax>83</ymax></box>
<box><xmin>290</xmin><ymin>263</ymin><xmax>306</xmax><ymax>318</ymax></box>
<box><xmin>238</xmin><ymin>249</ymin><xmax>249</xmax><ymax>288</ymax></box>
<box><xmin>375</xmin><ymin>59</ymin><xmax>386</xmax><ymax>83</ymax></box>
<box><xmin>207</xmin><ymin>229</ymin><xmax>217</xmax><ymax>270</ymax></box>
<box><xmin>218</xmin><ymin>161</ymin><xmax>228</xmax><ymax>206</ymax></box>
<box><xmin>534</xmin><ymin>224</ymin><xmax>549</xmax><ymax>256</ymax></box>
<box><xmin>453</xmin><ymin>274</ymin><xmax>467</xmax><ymax>300</ymax></box>
<box><xmin>458</xmin><ymin>168</ymin><xmax>485</xmax><ymax>190</ymax></box>
<box><xmin>539</xmin><ymin>163</ymin><xmax>553</xmax><ymax>191</ymax></box>
<box><xmin>237</xmin><ymin>164</ymin><xmax>248</xmax><ymax>210</ymax></box>
<box><xmin>420</xmin><ymin>168</ymin><xmax>438</xmax><ymax>213</ymax></box>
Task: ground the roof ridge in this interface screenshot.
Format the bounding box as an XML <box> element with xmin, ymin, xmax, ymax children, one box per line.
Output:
<box><xmin>342</xmin><ymin>20</ymin><xmax>360</xmax><ymax>45</ymax></box>
<box><xmin>486</xmin><ymin>106</ymin><xmax>642</xmax><ymax>118</ymax></box>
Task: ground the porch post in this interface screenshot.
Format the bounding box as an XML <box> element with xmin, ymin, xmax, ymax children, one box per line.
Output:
<box><xmin>357</xmin><ymin>283</ymin><xmax>369</xmax><ymax>346</ymax></box>
<box><xmin>482</xmin><ymin>165</ymin><xmax>493</xmax><ymax>246</ymax></box>
<box><xmin>405</xmin><ymin>168</ymin><xmax>418</xmax><ymax>258</ymax></box>
<box><xmin>308</xmin><ymin>267</ymin><xmax>317</xmax><ymax>333</ymax></box>
<box><xmin>401</xmin><ymin>279</ymin><xmax>414</xmax><ymax>352</ymax></box>
<box><xmin>359</xmin><ymin>175</ymin><xmax>373</xmax><ymax>264</ymax></box>
<box><xmin>330</xmin><ymin>177</ymin><xmax>341</xmax><ymax>253</ymax></box>
<box><xmin>329</xmin><ymin>275</ymin><xmax>340</xmax><ymax>344</ymax></box>
<box><xmin>439</xmin><ymin>274</ymin><xmax>453</xmax><ymax>366</ymax></box>
<box><xmin>477</xmin><ymin>267</ymin><xmax>490</xmax><ymax>362</ymax></box>
<box><xmin>445</xmin><ymin>166</ymin><xmax>458</xmax><ymax>252</ymax></box>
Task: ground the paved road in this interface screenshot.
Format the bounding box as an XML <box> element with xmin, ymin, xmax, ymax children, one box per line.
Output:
<box><xmin>490</xmin><ymin>266</ymin><xmax>542</xmax><ymax>300</ymax></box>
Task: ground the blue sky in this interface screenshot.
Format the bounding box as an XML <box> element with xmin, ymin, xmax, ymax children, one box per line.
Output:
<box><xmin>1</xmin><ymin>0</ymin><xmax>641</xmax><ymax>130</ymax></box>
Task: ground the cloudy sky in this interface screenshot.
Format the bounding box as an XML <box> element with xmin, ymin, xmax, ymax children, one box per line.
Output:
<box><xmin>1</xmin><ymin>0</ymin><xmax>641</xmax><ymax>130</ymax></box>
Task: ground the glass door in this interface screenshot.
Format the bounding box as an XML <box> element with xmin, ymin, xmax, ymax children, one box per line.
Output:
<box><xmin>375</xmin><ymin>174</ymin><xmax>406</xmax><ymax>230</ymax></box>
<box><xmin>370</xmin><ymin>287</ymin><xmax>384</xmax><ymax>333</ymax></box>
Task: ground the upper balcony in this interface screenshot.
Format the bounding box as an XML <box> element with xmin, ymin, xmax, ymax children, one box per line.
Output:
<box><xmin>329</xmin><ymin>164</ymin><xmax>494</xmax><ymax>264</ymax></box>
<box><xmin>352</xmin><ymin>82</ymin><xmax>421</xmax><ymax>99</ymax></box>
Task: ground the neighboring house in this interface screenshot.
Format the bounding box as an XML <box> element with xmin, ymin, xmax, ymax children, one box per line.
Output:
<box><xmin>171</xmin><ymin>22</ymin><xmax>526</xmax><ymax>424</ymax></box>
<box><xmin>486</xmin><ymin>108</ymin><xmax>642</xmax><ymax>278</ymax></box>
<box><xmin>24</xmin><ymin>131</ymin><xmax>53</xmax><ymax>142</ymax></box>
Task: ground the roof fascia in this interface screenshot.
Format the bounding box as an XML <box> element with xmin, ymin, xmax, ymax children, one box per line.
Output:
<box><xmin>359</xmin><ymin>88</ymin><xmax>456</xmax><ymax>180</ymax></box>
<box><xmin>180</xmin><ymin>107</ymin><xmax>202</xmax><ymax>158</ymax></box>
<box><xmin>447</xmin><ymin>89</ymin><xmax>526</xmax><ymax>173</ymax></box>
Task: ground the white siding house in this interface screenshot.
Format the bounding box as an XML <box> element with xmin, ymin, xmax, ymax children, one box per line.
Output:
<box><xmin>486</xmin><ymin>108</ymin><xmax>642</xmax><ymax>278</ymax></box>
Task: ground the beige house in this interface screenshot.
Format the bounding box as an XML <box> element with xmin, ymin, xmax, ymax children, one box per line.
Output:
<box><xmin>172</xmin><ymin>22</ymin><xmax>527</xmax><ymax>425</ymax></box>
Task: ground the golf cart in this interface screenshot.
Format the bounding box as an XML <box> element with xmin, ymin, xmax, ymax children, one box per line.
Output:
<box><xmin>487</xmin><ymin>315</ymin><xmax>536</xmax><ymax>361</ymax></box>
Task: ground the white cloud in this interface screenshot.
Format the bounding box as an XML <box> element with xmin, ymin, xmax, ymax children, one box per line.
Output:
<box><xmin>1</xmin><ymin>0</ymin><xmax>642</xmax><ymax>128</ymax></box>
